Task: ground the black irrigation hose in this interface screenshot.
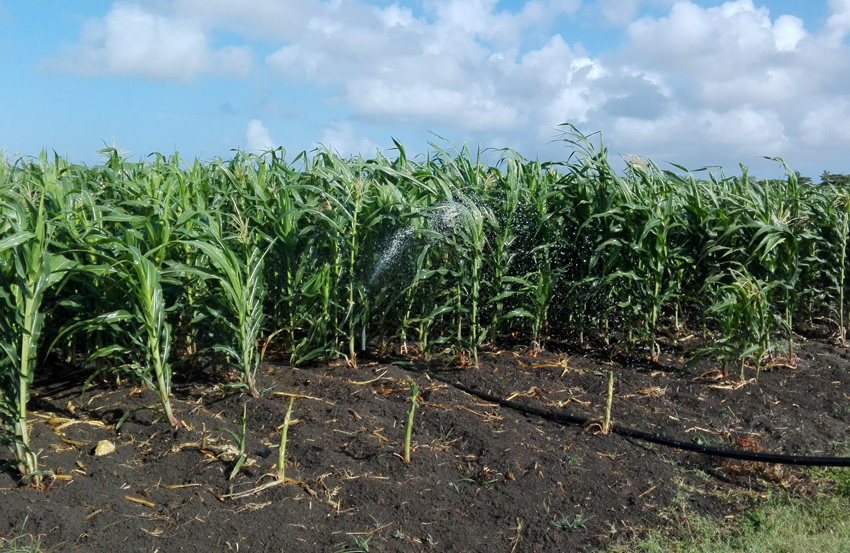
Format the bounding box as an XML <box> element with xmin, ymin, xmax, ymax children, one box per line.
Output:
<box><xmin>432</xmin><ymin>374</ymin><xmax>850</xmax><ymax>467</ymax></box>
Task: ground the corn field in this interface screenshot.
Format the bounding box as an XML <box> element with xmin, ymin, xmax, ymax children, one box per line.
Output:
<box><xmin>2</xmin><ymin>127</ymin><xmax>849</xmax><ymax>483</ymax></box>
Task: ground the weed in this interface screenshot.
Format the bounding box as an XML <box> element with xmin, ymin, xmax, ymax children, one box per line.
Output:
<box><xmin>830</xmin><ymin>402</ymin><xmax>850</xmax><ymax>419</ymax></box>
<box><xmin>0</xmin><ymin>534</ymin><xmax>43</xmax><ymax>553</ymax></box>
<box><xmin>333</xmin><ymin>535</ymin><xmax>371</xmax><ymax>553</ymax></box>
<box><xmin>448</xmin><ymin>478</ymin><xmax>476</xmax><ymax>493</ymax></box>
<box><xmin>437</xmin><ymin>425</ymin><xmax>454</xmax><ymax>442</ymax></box>
<box><xmin>544</xmin><ymin>501</ymin><xmax>588</xmax><ymax>530</ymax></box>
<box><xmin>215</xmin><ymin>402</ymin><xmax>249</xmax><ymax>480</ymax></box>
<box><xmin>551</xmin><ymin>513</ymin><xmax>588</xmax><ymax>530</ymax></box>
<box><xmin>0</xmin><ymin>516</ymin><xmax>42</xmax><ymax>553</ymax></box>
<box><xmin>827</xmin><ymin>440</ymin><xmax>850</xmax><ymax>454</ymax></box>
<box><xmin>564</xmin><ymin>455</ymin><xmax>582</xmax><ymax>468</ymax></box>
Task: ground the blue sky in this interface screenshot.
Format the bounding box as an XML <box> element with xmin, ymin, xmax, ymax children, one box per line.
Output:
<box><xmin>2</xmin><ymin>0</ymin><xmax>849</xmax><ymax>178</ymax></box>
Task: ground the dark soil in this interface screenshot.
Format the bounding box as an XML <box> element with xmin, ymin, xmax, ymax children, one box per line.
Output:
<box><xmin>3</xmin><ymin>335</ymin><xmax>850</xmax><ymax>552</ymax></box>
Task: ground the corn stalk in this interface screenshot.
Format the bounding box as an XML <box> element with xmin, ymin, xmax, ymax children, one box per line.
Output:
<box><xmin>181</xmin><ymin>213</ymin><xmax>275</xmax><ymax>397</ymax></box>
<box><xmin>0</xmin><ymin>183</ymin><xmax>74</xmax><ymax>485</ymax></box>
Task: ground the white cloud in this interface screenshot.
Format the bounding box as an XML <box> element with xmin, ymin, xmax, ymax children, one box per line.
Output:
<box><xmin>44</xmin><ymin>3</ymin><xmax>253</xmax><ymax>82</ymax></box>
<box><xmin>245</xmin><ymin>119</ymin><xmax>274</xmax><ymax>152</ymax></box>
<box><xmin>274</xmin><ymin>3</ymin><xmax>602</xmax><ymax>136</ymax></box>
<box><xmin>204</xmin><ymin>0</ymin><xmax>850</xmax><ymax>170</ymax></box>
<box><xmin>699</xmin><ymin>107</ymin><xmax>788</xmax><ymax>156</ymax></box>
<box><xmin>801</xmin><ymin>100</ymin><xmax>850</xmax><ymax>147</ymax></box>
<box><xmin>597</xmin><ymin>0</ymin><xmax>641</xmax><ymax>27</ymax></box>
<box><xmin>773</xmin><ymin>15</ymin><xmax>807</xmax><ymax>52</ymax></box>
<box><xmin>37</xmin><ymin>0</ymin><xmax>850</xmax><ymax>175</ymax></box>
<box><xmin>317</xmin><ymin>122</ymin><xmax>382</xmax><ymax>158</ymax></box>
<box><xmin>256</xmin><ymin>0</ymin><xmax>819</xmax><ymax>167</ymax></box>
<box><xmin>825</xmin><ymin>0</ymin><xmax>850</xmax><ymax>46</ymax></box>
<box><xmin>603</xmin><ymin>107</ymin><xmax>789</xmax><ymax>172</ymax></box>
<box><xmin>540</xmin><ymin>56</ymin><xmax>609</xmax><ymax>124</ymax></box>
<box><xmin>594</xmin><ymin>0</ymin><xmax>850</xmax><ymax>169</ymax></box>
<box><xmin>378</xmin><ymin>4</ymin><xmax>415</xmax><ymax>28</ymax></box>
<box><xmin>695</xmin><ymin>67</ymin><xmax>806</xmax><ymax>108</ymax></box>
<box><xmin>627</xmin><ymin>1</ymin><xmax>788</xmax><ymax>77</ymax></box>
<box><xmin>422</xmin><ymin>0</ymin><xmax>580</xmax><ymax>44</ymax></box>
<box><xmin>266</xmin><ymin>45</ymin><xmax>322</xmax><ymax>80</ymax></box>
<box><xmin>172</xmin><ymin>0</ymin><xmax>313</xmax><ymax>40</ymax></box>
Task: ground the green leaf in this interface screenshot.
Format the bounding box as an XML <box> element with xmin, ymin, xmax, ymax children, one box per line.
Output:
<box><xmin>0</xmin><ymin>231</ymin><xmax>35</xmax><ymax>253</ymax></box>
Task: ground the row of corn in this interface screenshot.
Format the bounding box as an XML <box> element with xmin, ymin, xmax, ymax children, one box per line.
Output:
<box><xmin>2</xmin><ymin>127</ymin><xmax>849</xmax><ymax>484</ymax></box>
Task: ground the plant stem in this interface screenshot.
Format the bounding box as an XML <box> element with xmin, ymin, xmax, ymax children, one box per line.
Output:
<box><xmin>278</xmin><ymin>398</ymin><xmax>294</xmax><ymax>482</ymax></box>
<box><xmin>603</xmin><ymin>371</ymin><xmax>613</xmax><ymax>434</ymax></box>
<box><xmin>403</xmin><ymin>378</ymin><xmax>419</xmax><ymax>463</ymax></box>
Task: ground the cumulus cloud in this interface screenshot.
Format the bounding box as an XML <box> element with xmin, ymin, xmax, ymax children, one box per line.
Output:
<box><xmin>606</xmin><ymin>107</ymin><xmax>788</xmax><ymax>169</ymax></box>
<box><xmin>773</xmin><ymin>15</ymin><xmax>807</xmax><ymax>51</ymax></box>
<box><xmin>801</xmin><ymin>99</ymin><xmax>850</xmax><ymax>147</ymax></box>
<box><xmin>596</xmin><ymin>0</ymin><xmax>642</xmax><ymax>27</ymax></box>
<box><xmin>602</xmin><ymin>0</ymin><xmax>850</xmax><ymax>166</ymax></box>
<box><xmin>598</xmin><ymin>72</ymin><xmax>671</xmax><ymax>120</ymax></box>
<box><xmin>627</xmin><ymin>0</ymin><xmax>802</xmax><ymax>77</ymax></box>
<box><xmin>264</xmin><ymin>0</ymin><xmax>586</xmax><ymax>133</ymax></box>
<box><xmin>699</xmin><ymin>107</ymin><xmax>788</xmax><ymax>156</ymax></box>
<box><xmin>825</xmin><ymin>0</ymin><xmax>850</xmax><ymax>46</ymax></box>
<box><xmin>317</xmin><ymin>122</ymin><xmax>382</xmax><ymax>158</ymax></box>
<box><xmin>173</xmin><ymin>0</ymin><xmax>333</xmax><ymax>42</ymax></box>
<box><xmin>255</xmin><ymin>0</ymin><xmax>835</xmax><ymax>166</ymax></box>
<box><xmin>245</xmin><ymin>119</ymin><xmax>275</xmax><ymax>152</ymax></box>
<box><xmin>43</xmin><ymin>3</ymin><xmax>253</xmax><ymax>82</ymax></box>
<box><xmin>40</xmin><ymin>0</ymin><xmax>850</xmax><ymax>173</ymax></box>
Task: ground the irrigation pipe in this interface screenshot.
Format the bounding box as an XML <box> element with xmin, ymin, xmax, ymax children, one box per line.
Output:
<box><xmin>431</xmin><ymin>374</ymin><xmax>850</xmax><ymax>467</ymax></box>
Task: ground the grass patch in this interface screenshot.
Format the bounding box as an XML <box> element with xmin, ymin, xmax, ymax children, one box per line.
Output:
<box><xmin>0</xmin><ymin>534</ymin><xmax>43</xmax><ymax>553</ymax></box>
<box><xmin>611</xmin><ymin>489</ymin><xmax>850</xmax><ymax>553</ymax></box>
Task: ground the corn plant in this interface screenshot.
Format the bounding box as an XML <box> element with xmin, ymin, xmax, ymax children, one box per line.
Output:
<box><xmin>403</xmin><ymin>378</ymin><xmax>419</xmax><ymax>463</ymax></box>
<box><xmin>690</xmin><ymin>267</ymin><xmax>775</xmax><ymax>380</ymax></box>
<box><xmin>391</xmin><ymin>234</ymin><xmax>446</xmax><ymax>357</ymax></box>
<box><xmin>300</xmin><ymin>151</ymin><xmax>406</xmax><ymax>363</ymax></box>
<box><xmin>484</xmin><ymin>153</ymin><xmax>567</xmax><ymax>349</ymax></box>
<box><xmin>825</xmin><ymin>191</ymin><xmax>850</xmax><ymax>346</ymax></box>
<box><xmin>720</xmin><ymin>166</ymin><xmax>813</xmax><ymax>361</ymax></box>
<box><xmin>477</xmin><ymin>153</ymin><xmax>522</xmax><ymax>336</ymax></box>
<box><xmin>558</xmin><ymin>126</ymin><xmax>629</xmax><ymax>344</ymax></box>
<box><xmin>7</xmin><ymin>135</ymin><xmax>850</xmax><ymax>424</ymax></box>
<box><xmin>180</xmin><ymin>213</ymin><xmax>275</xmax><ymax>397</ymax></box>
<box><xmin>581</xmin><ymin>157</ymin><xmax>685</xmax><ymax>357</ymax></box>
<box><xmin>501</xmin><ymin>246</ymin><xmax>562</xmax><ymax>350</ymax></box>
<box><xmin>422</xmin><ymin>145</ymin><xmax>498</xmax><ymax>364</ymax></box>
<box><xmin>0</xmin><ymin>183</ymin><xmax>74</xmax><ymax>485</ymax></box>
<box><xmin>121</xmin><ymin>243</ymin><xmax>180</xmax><ymax>425</ymax></box>
<box><xmin>264</xmin><ymin>155</ymin><xmax>310</xmax><ymax>355</ymax></box>
<box><xmin>69</xmin><ymin>155</ymin><xmax>205</xmax><ymax>426</ymax></box>
<box><xmin>64</xmin><ymin>227</ymin><xmax>181</xmax><ymax>428</ymax></box>
<box><xmin>665</xmin><ymin>168</ymin><xmax>718</xmax><ymax>328</ymax></box>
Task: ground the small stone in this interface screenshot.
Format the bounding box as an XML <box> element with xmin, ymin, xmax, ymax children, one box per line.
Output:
<box><xmin>94</xmin><ymin>440</ymin><xmax>116</xmax><ymax>456</ymax></box>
